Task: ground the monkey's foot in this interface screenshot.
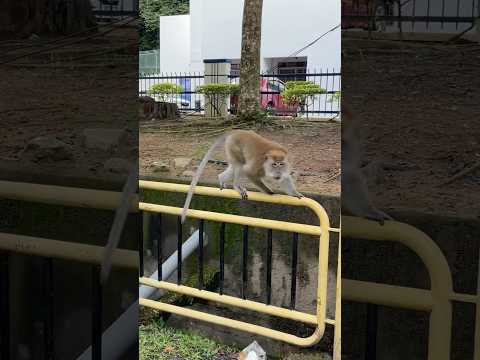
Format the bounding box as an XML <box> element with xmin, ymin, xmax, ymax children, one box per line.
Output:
<box><xmin>365</xmin><ymin>209</ymin><xmax>393</xmax><ymax>226</ymax></box>
<box><xmin>238</xmin><ymin>189</ymin><xmax>248</xmax><ymax>200</ymax></box>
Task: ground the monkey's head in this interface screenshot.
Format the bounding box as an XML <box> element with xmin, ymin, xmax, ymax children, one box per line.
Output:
<box><xmin>264</xmin><ymin>149</ymin><xmax>291</xmax><ymax>181</ymax></box>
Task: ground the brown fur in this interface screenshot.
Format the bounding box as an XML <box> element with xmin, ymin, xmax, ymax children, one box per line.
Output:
<box><xmin>226</xmin><ymin>130</ymin><xmax>288</xmax><ymax>179</ymax></box>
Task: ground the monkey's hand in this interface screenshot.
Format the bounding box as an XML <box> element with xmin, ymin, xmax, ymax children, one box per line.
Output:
<box><xmin>289</xmin><ymin>191</ymin><xmax>304</xmax><ymax>199</ymax></box>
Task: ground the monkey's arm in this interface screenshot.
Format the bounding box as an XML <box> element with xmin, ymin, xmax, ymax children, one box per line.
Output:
<box><xmin>248</xmin><ymin>176</ymin><xmax>274</xmax><ymax>194</ymax></box>
<box><xmin>279</xmin><ymin>176</ymin><xmax>303</xmax><ymax>198</ymax></box>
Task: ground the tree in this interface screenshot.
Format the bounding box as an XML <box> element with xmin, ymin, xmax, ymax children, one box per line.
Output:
<box><xmin>0</xmin><ymin>0</ymin><xmax>96</xmax><ymax>37</ymax></box>
<box><xmin>238</xmin><ymin>0</ymin><xmax>263</xmax><ymax>120</ymax></box>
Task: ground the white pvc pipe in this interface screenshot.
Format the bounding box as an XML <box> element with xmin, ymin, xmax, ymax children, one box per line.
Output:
<box><xmin>77</xmin><ymin>230</ymin><xmax>204</xmax><ymax>360</ymax></box>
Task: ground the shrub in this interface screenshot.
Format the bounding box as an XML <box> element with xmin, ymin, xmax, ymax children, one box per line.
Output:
<box><xmin>148</xmin><ymin>83</ymin><xmax>183</xmax><ymax>102</ymax></box>
<box><xmin>282</xmin><ymin>80</ymin><xmax>326</xmax><ymax>106</ymax></box>
<box><xmin>196</xmin><ymin>83</ymin><xmax>240</xmax><ymax>96</ymax></box>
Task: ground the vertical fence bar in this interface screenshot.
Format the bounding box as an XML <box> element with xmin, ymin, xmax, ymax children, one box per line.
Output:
<box><xmin>426</xmin><ymin>0</ymin><xmax>431</xmax><ymax>29</ymax></box>
<box><xmin>456</xmin><ymin>0</ymin><xmax>461</xmax><ymax>30</ymax></box>
<box><xmin>0</xmin><ymin>252</ymin><xmax>9</xmax><ymax>360</ymax></box>
<box><xmin>324</xmin><ymin>69</ymin><xmax>330</xmax><ymax>113</ymax></box>
<box><xmin>242</xmin><ymin>225</ymin><xmax>249</xmax><ymax>300</ymax></box>
<box><xmin>319</xmin><ymin>68</ymin><xmax>323</xmax><ymax>115</ymax></box>
<box><xmin>219</xmin><ymin>223</ymin><xmax>225</xmax><ymax>295</ymax></box>
<box><xmin>412</xmin><ymin>0</ymin><xmax>416</xmax><ymax>30</ymax></box>
<box><xmin>177</xmin><ymin>217</ymin><xmax>183</xmax><ymax>285</ymax></box>
<box><xmin>330</xmin><ymin>70</ymin><xmax>335</xmax><ymax>114</ymax></box>
<box><xmin>441</xmin><ymin>0</ymin><xmax>446</xmax><ymax>29</ymax></box>
<box><xmin>92</xmin><ymin>266</ymin><xmax>102</xmax><ymax>360</ymax></box>
<box><xmin>365</xmin><ymin>303</ymin><xmax>378</xmax><ymax>360</ymax></box>
<box><xmin>472</xmin><ymin>0</ymin><xmax>477</xmax><ymax>26</ymax></box>
<box><xmin>266</xmin><ymin>229</ymin><xmax>273</xmax><ymax>305</ymax></box>
<box><xmin>290</xmin><ymin>233</ymin><xmax>299</xmax><ymax>310</ymax></box>
<box><xmin>198</xmin><ymin>220</ymin><xmax>204</xmax><ymax>290</ymax></box>
<box><xmin>157</xmin><ymin>214</ymin><xmax>163</xmax><ymax>281</ymax></box>
<box><xmin>44</xmin><ymin>258</ymin><xmax>54</xmax><ymax>360</ymax></box>
<box><xmin>139</xmin><ymin>210</ymin><xmax>144</xmax><ymax>277</ymax></box>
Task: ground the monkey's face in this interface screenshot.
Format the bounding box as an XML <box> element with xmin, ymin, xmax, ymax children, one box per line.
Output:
<box><xmin>264</xmin><ymin>151</ymin><xmax>290</xmax><ymax>181</ymax></box>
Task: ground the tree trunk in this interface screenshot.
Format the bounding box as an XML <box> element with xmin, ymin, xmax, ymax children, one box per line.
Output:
<box><xmin>238</xmin><ymin>0</ymin><xmax>263</xmax><ymax>120</ymax></box>
<box><xmin>139</xmin><ymin>96</ymin><xmax>179</xmax><ymax>120</ymax></box>
<box><xmin>0</xmin><ymin>0</ymin><xmax>96</xmax><ymax>38</ymax></box>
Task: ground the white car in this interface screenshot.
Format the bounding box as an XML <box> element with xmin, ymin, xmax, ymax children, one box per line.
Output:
<box><xmin>152</xmin><ymin>95</ymin><xmax>190</xmax><ymax>108</ymax></box>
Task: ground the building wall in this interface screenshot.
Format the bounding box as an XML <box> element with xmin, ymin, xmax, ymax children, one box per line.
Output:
<box><xmin>160</xmin><ymin>0</ymin><xmax>341</xmax><ymax>73</ymax></box>
<box><xmin>159</xmin><ymin>15</ymin><xmax>191</xmax><ymax>73</ymax></box>
<box><xmin>198</xmin><ymin>0</ymin><xmax>341</xmax><ymax>71</ymax></box>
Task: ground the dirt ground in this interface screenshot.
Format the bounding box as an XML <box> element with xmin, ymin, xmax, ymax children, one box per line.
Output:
<box><xmin>343</xmin><ymin>36</ymin><xmax>480</xmax><ymax>218</ymax></box>
<box><xmin>0</xmin><ymin>21</ymin><xmax>138</xmax><ymax>180</ymax></box>
<box><xmin>140</xmin><ymin>117</ymin><xmax>341</xmax><ymax>195</ymax></box>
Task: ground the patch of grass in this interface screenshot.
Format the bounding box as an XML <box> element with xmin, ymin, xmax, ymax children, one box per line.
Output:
<box><xmin>139</xmin><ymin>318</ymin><xmax>238</xmax><ymax>360</ymax></box>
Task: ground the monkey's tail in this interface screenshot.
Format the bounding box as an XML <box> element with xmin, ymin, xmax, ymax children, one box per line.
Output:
<box><xmin>180</xmin><ymin>134</ymin><xmax>228</xmax><ymax>224</ymax></box>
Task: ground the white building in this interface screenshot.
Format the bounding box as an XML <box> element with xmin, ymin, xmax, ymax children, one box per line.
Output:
<box><xmin>159</xmin><ymin>0</ymin><xmax>341</xmax><ymax>74</ymax></box>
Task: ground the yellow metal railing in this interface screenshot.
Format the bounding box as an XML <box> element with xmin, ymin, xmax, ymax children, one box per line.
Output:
<box><xmin>0</xmin><ymin>180</ymin><xmax>137</xmax><ymax>267</ymax></box>
<box><xmin>342</xmin><ymin>215</ymin><xmax>479</xmax><ymax>360</ymax></box>
<box><xmin>139</xmin><ymin>180</ymin><xmax>341</xmax><ymax>350</ymax></box>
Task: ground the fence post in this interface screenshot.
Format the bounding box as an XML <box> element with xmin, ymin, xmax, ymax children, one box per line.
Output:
<box><xmin>203</xmin><ymin>59</ymin><xmax>231</xmax><ymax>117</ymax></box>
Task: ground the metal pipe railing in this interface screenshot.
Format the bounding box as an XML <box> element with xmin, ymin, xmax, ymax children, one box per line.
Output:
<box><xmin>139</xmin><ymin>181</ymin><xmax>335</xmax><ymax>348</ymax></box>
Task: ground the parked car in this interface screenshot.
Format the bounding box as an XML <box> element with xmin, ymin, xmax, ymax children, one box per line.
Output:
<box><xmin>230</xmin><ymin>78</ymin><xmax>300</xmax><ymax>116</ymax></box>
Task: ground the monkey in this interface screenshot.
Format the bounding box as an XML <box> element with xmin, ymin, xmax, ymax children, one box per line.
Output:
<box><xmin>180</xmin><ymin>130</ymin><xmax>303</xmax><ymax>223</ymax></box>
<box><xmin>341</xmin><ymin>103</ymin><xmax>393</xmax><ymax>224</ymax></box>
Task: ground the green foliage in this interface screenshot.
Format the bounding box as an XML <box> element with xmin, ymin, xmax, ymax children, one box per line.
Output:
<box><xmin>140</xmin><ymin>0</ymin><xmax>189</xmax><ymax>50</ymax></box>
<box><xmin>149</xmin><ymin>82</ymin><xmax>183</xmax><ymax>102</ymax></box>
<box><xmin>328</xmin><ymin>90</ymin><xmax>341</xmax><ymax>103</ymax></box>
<box><xmin>282</xmin><ymin>81</ymin><xmax>326</xmax><ymax>106</ymax></box>
<box><xmin>196</xmin><ymin>83</ymin><xmax>240</xmax><ymax>96</ymax></box>
<box><xmin>139</xmin><ymin>318</ymin><xmax>237</xmax><ymax>360</ymax></box>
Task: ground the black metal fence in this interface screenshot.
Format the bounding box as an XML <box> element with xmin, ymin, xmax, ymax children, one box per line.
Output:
<box><xmin>91</xmin><ymin>0</ymin><xmax>139</xmax><ymax>21</ymax></box>
<box><xmin>0</xmin><ymin>253</ymin><xmax>105</xmax><ymax>360</ymax></box>
<box><xmin>342</xmin><ymin>0</ymin><xmax>479</xmax><ymax>32</ymax></box>
<box><xmin>141</xmin><ymin>213</ymin><xmax>304</xmax><ymax>311</ymax></box>
<box><xmin>139</xmin><ymin>71</ymin><xmax>341</xmax><ymax>117</ymax></box>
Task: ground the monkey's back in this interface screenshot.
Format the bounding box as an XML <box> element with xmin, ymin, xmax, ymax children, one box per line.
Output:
<box><xmin>226</xmin><ymin>130</ymin><xmax>287</xmax><ymax>173</ymax></box>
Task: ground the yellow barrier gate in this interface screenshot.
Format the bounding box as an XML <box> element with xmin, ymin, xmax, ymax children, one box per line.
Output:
<box><xmin>342</xmin><ymin>216</ymin><xmax>480</xmax><ymax>360</ymax></box>
<box><xmin>139</xmin><ymin>180</ymin><xmax>341</xmax><ymax>354</ymax></box>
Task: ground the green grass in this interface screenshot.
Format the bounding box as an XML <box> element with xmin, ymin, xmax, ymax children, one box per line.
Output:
<box><xmin>139</xmin><ymin>318</ymin><xmax>237</xmax><ymax>360</ymax></box>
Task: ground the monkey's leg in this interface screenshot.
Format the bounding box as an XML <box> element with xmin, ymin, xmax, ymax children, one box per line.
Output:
<box><xmin>342</xmin><ymin>169</ymin><xmax>393</xmax><ymax>225</ymax></box>
<box><xmin>279</xmin><ymin>177</ymin><xmax>304</xmax><ymax>198</ymax></box>
<box><xmin>247</xmin><ymin>176</ymin><xmax>274</xmax><ymax>195</ymax></box>
<box><xmin>218</xmin><ymin>165</ymin><xmax>234</xmax><ymax>190</ymax></box>
<box><xmin>233</xmin><ymin>166</ymin><xmax>248</xmax><ymax>200</ymax></box>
